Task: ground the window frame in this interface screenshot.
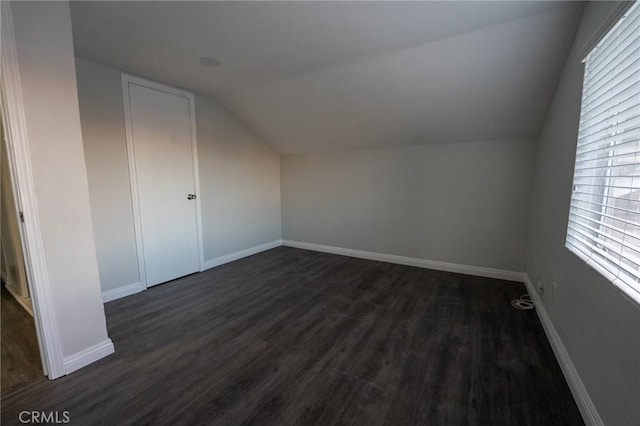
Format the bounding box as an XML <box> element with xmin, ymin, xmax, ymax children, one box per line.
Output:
<box><xmin>565</xmin><ymin>1</ymin><xmax>640</xmax><ymax>305</ymax></box>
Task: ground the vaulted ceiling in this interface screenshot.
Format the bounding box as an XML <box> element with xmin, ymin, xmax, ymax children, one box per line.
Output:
<box><xmin>70</xmin><ymin>1</ymin><xmax>584</xmax><ymax>154</ymax></box>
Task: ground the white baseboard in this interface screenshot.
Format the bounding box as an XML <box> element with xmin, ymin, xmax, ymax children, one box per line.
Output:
<box><xmin>101</xmin><ymin>241</ymin><xmax>283</xmax><ymax>303</ymax></box>
<box><xmin>102</xmin><ymin>282</ymin><xmax>145</xmax><ymax>303</ymax></box>
<box><xmin>203</xmin><ymin>239</ymin><xmax>283</xmax><ymax>270</ymax></box>
<box><xmin>4</xmin><ymin>281</ymin><xmax>33</xmax><ymax>316</ymax></box>
<box><xmin>523</xmin><ymin>275</ymin><xmax>603</xmax><ymax>426</ymax></box>
<box><xmin>63</xmin><ymin>339</ymin><xmax>114</xmax><ymax>375</ymax></box>
<box><xmin>282</xmin><ymin>240</ymin><xmax>526</xmax><ymax>282</ymax></box>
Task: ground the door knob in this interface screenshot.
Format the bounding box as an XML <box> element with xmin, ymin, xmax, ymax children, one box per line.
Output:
<box><xmin>187</xmin><ymin>194</ymin><xmax>197</xmax><ymax>200</ymax></box>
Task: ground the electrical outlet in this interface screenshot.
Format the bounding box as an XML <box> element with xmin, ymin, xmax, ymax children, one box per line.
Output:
<box><xmin>552</xmin><ymin>281</ymin><xmax>558</xmax><ymax>302</ymax></box>
<box><xmin>537</xmin><ymin>279</ymin><xmax>545</xmax><ymax>295</ymax></box>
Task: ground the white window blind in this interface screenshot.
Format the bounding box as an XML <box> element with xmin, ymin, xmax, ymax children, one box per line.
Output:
<box><xmin>566</xmin><ymin>1</ymin><xmax>640</xmax><ymax>304</ymax></box>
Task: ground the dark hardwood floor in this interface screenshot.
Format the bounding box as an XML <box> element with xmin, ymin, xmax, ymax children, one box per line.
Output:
<box><xmin>1</xmin><ymin>284</ymin><xmax>44</xmax><ymax>398</ymax></box>
<box><xmin>1</xmin><ymin>247</ymin><xmax>583</xmax><ymax>425</ymax></box>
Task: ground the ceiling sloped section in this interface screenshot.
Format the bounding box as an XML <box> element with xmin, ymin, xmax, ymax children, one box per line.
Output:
<box><xmin>70</xmin><ymin>1</ymin><xmax>584</xmax><ymax>155</ymax></box>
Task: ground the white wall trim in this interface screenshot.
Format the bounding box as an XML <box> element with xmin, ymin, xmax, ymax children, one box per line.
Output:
<box><xmin>63</xmin><ymin>339</ymin><xmax>114</xmax><ymax>375</ymax></box>
<box><xmin>102</xmin><ymin>282</ymin><xmax>145</xmax><ymax>304</ymax></box>
<box><xmin>1</xmin><ymin>1</ymin><xmax>65</xmax><ymax>379</ymax></box>
<box><xmin>121</xmin><ymin>73</ymin><xmax>205</xmax><ymax>288</ymax></box>
<box><xmin>523</xmin><ymin>275</ymin><xmax>603</xmax><ymax>426</ymax></box>
<box><xmin>101</xmin><ymin>242</ymin><xmax>283</xmax><ymax>303</ymax></box>
<box><xmin>204</xmin><ymin>240</ymin><xmax>283</xmax><ymax>271</ymax></box>
<box><xmin>5</xmin><ymin>281</ymin><xmax>33</xmax><ymax>316</ymax></box>
<box><xmin>121</xmin><ymin>74</ymin><xmax>148</xmax><ymax>288</ymax></box>
<box><xmin>282</xmin><ymin>240</ymin><xmax>526</xmax><ymax>282</ymax></box>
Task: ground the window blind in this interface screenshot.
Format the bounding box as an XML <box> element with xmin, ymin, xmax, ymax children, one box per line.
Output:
<box><xmin>566</xmin><ymin>1</ymin><xmax>640</xmax><ymax>303</ymax></box>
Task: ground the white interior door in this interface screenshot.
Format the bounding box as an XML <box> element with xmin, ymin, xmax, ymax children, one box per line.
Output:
<box><xmin>124</xmin><ymin>77</ymin><xmax>201</xmax><ymax>287</ymax></box>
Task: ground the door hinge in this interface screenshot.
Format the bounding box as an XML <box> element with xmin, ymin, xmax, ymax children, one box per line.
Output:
<box><xmin>19</xmin><ymin>211</ymin><xmax>25</xmax><ymax>223</ymax></box>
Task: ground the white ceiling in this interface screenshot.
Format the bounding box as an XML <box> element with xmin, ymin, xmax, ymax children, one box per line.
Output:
<box><xmin>70</xmin><ymin>1</ymin><xmax>584</xmax><ymax>154</ymax></box>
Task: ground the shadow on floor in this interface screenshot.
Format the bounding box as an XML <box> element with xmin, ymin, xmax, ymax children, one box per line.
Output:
<box><xmin>1</xmin><ymin>284</ymin><xmax>44</xmax><ymax>399</ymax></box>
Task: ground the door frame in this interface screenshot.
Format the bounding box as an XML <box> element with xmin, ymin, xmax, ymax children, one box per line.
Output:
<box><xmin>121</xmin><ymin>73</ymin><xmax>205</xmax><ymax>288</ymax></box>
<box><xmin>0</xmin><ymin>1</ymin><xmax>64</xmax><ymax>379</ymax></box>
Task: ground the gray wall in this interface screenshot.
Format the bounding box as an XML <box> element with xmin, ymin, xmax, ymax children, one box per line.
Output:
<box><xmin>527</xmin><ymin>2</ymin><xmax>640</xmax><ymax>425</ymax></box>
<box><xmin>75</xmin><ymin>58</ymin><xmax>281</xmax><ymax>294</ymax></box>
<box><xmin>10</xmin><ymin>1</ymin><xmax>110</xmax><ymax>357</ymax></box>
<box><xmin>282</xmin><ymin>139</ymin><xmax>536</xmax><ymax>272</ymax></box>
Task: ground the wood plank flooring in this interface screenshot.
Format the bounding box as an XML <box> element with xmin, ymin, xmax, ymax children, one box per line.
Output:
<box><xmin>1</xmin><ymin>284</ymin><xmax>44</xmax><ymax>398</ymax></box>
<box><xmin>1</xmin><ymin>247</ymin><xmax>583</xmax><ymax>425</ymax></box>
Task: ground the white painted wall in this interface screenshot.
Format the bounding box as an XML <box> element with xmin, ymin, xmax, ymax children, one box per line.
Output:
<box><xmin>9</xmin><ymin>2</ymin><xmax>111</xmax><ymax>358</ymax></box>
<box><xmin>282</xmin><ymin>139</ymin><xmax>535</xmax><ymax>272</ymax></box>
<box><xmin>195</xmin><ymin>95</ymin><xmax>281</xmax><ymax>260</ymax></box>
<box><xmin>527</xmin><ymin>2</ymin><xmax>640</xmax><ymax>425</ymax></box>
<box><xmin>75</xmin><ymin>59</ymin><xmax>139</xmax><ymax>292</ymax></box>
<box><xmin>75</xmin><ymin>59</ymin><xmax>281</xmax><ymax>294</ymax></box>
